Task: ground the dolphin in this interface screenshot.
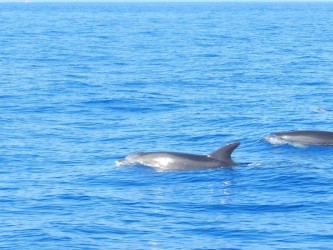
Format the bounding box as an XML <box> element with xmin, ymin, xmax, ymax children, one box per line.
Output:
<box><xmin>116</xmin><ymin>142</ymin><xmax>240</xmax><ymax>171</ymax></box>
<box><xmin>264</xmin><ymin>130</ymin><xmax>333</xmax><ymax>146</ymax></box>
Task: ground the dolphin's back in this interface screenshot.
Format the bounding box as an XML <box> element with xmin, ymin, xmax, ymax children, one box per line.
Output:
<box><xmin>127</xmin><ymin>152</ymin><xmax>221</xmax><ymax>171</ymax></box>
<box><xmin>266</xmin><ymin>130</ymin><xmax>333</xmax><ymax>145</ymax></box>
<box><xmin>116</xmin><ymin>142</ymin><xmax>241</xmax><ymax>171</ymax></box>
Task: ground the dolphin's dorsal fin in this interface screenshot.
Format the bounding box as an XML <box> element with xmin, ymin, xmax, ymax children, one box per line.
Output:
<box><xmin>208</xmin><ymin>142</ymin><xmax>240</xmax><ymax>161</ymax></box>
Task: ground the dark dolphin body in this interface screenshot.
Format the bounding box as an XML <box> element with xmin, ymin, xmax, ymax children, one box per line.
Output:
<box><xmin>116</xmin><ymin>142</ymin><xmax>240</xmax><ymax>171</ymax></box>
<box><xmin>264</xmin><ymin>130</ymin><xmax>333</xmax><ymax>146</ymax></box>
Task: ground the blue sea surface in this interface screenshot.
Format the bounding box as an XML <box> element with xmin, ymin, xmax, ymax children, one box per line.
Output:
<box><xmin>1</xmin><ymin>2</ymin><xmax>333</xmax><ymax>249</ymax></box>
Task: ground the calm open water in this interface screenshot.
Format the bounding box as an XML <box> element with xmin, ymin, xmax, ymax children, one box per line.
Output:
<box><xmin>1</xmin><ymin>2</ymin><xmax>333</xmax><ymax>249</ymax></box>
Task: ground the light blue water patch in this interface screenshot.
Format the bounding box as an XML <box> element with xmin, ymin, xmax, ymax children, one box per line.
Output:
<box><xmin>1</xmin><ymin>2</ymin><xmax>333</xmax><ymax>249</ymax></box>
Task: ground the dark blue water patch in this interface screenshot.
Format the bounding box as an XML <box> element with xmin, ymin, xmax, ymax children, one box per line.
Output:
<box><xmin>302</xmin><ymin>81</ymin><xmax>331</xmax><ymax>86</ymax></box>
<box><xmin>81</xmin><ymin>99</ymin><xmax>152</xmax><ymax>113</ymax></box>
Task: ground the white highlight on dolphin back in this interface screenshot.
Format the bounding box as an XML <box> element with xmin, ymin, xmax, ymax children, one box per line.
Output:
<box><xmin>116</xmin><ymin>153</ymin><xmax>175</xmax><ymax>168</ymax></box>
<box><xmin>153</xmin><ymin>157</ymin><xmax>175</xmax><ymax>168</ymax></box>
<box><xmin>264</xmin><ymin>135</ymin><xmax>288</xmax><ymax>145</ymax></box>
<box><xmin>264</xmin><ymin>135</ymin><xmax>307</xmax><ymax>148</ymax></box>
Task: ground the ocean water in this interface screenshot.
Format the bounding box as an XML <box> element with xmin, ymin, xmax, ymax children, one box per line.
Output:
<box><xmin>1</xmin><ymin>2</ymin><xmax>333</xmax><ymax>249</ymax></box>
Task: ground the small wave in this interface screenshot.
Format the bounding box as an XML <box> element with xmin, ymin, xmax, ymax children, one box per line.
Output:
<box><xmin>312</xmin><ymin>108</ymin><xmax>326</xmax><ymax>113</ymax></box>
<box><xmin>246</xmin><ymin>162</ymin><xmax>263</xmax><ymax>167</ymax></box>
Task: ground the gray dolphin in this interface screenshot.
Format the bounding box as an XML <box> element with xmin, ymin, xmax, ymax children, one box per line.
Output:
<box><xmin>264</xmin><ymin>130</ymin><xmax>333</xmax><ymax>146</ymax></box>
<box><xmin>116</xmin><ymin>142</ymin><xmax>240</xmax><ymax>171</ymax></box>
